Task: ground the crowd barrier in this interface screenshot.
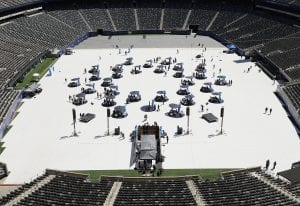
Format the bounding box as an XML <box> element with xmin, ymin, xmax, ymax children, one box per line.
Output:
<box><xmin>253</xmin><ymin>50</ymin><xmax>287</xmax><ymax>81</ymax></box>
<box><xmin>131</xmin><ymin>30</ymin><xmax>164</xmax><ymax>34</ymax></box>
<box><xmin>170</xmin><ymin>30</ymin><xmax>191</xmax><ymax>35</ymax></box>
<box><xmin>101</xmin><ymin>30</ymin><xmax>129</xmax><ymax>36</ymax></box>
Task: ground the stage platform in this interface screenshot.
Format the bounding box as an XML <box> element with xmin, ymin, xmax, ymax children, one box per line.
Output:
<box><xmin>79</xmin><ymin>113</ymin><xmax>95</xmax><ymax>123</ymax></box>
<box><xmin>202</xmin><ymin>113</ymin><xmax>218</xmax><ymax>123</ymax></box>
<box><xmin>0</xmin><ymin>34</ymin><xmax>299</xmax><ymax>184</ymax></box>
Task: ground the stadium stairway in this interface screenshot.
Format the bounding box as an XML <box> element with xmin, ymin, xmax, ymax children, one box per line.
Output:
<box><xmin>106</xmin><ymin>9</ymin><xmax>117</xmax><ymax>31</ymax></box>
<box><xmin>186</xmin><ymin>179</ymin><xmax>207</xmax><ymax>205</ymax></box>
<box><xmin>104</xmin><ymin>181</ymin><xmax>122</xmax><ymax>206</ymax></box>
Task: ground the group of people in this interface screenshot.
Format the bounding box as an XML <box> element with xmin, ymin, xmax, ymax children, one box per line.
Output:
<box><xmin>265</xmin><ymin>159</ymin><xmax>277</xmax><ymax>171</ymax></box>
<box><xmin>172</xmin><ymin>58</ymin><xmax>178</xmax><ymax>64</ymax></box>
<box><xmin>115</xmin><ymin>44</ymin><xmax>134</xmax><ymax>55</ymax></box>
<box><xmin>72</xmin><ymin>96</ymin><xmax>86</xmax><ymax>105</ymax></box>
<box><xmin>244</xmin><ymin>65</ymin><xmax>253</xmax><ymax>73</ymax></box>
<box><xmin>264</xmin><ymin>107</ymin><xmax>273</xmax><ymax>115</ymax></box>
<box><xmin>153</xmin><ymin>57</ymin><xmax>161</xmax><ymax>63</ymax></box>
<box><xmin>65</xmin><ymin>44</ymin><xmax>243</xmax><ymax>131</ymax></box>
<box><xmin>96</xmin><ymin>92</ymin><xmax>102</xmax><ymax>99</ymax></box>
<box><xmin>102</xmin><ymin>97</ymin><xmax>115</xmax><ymax>107</ymax></box>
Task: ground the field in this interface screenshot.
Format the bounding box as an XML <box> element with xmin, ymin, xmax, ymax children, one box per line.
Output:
<box><xmin>0</xmin><ymin>35</ymin><xmax>299</xmax><ymax>184</ymax></box>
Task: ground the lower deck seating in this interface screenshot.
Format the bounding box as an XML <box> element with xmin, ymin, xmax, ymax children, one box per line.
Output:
<box><xmin>114</xmin><ymin>178</ymin><xmax>196</xmax><ymax>206</ymax></box>
<box><xmin>1</xmin><ymin>168</ymin><xmax>299</xmax><ymax>205</ymax></box>
<box><xmin>1</xmin><ymin>172</ymin><xmax>115</xmax><ymax>206</ymax></box>
<box><xmin>194</xmin><ymin>170</ymin><xmax>300</xmax><ymax>206</ymax></box>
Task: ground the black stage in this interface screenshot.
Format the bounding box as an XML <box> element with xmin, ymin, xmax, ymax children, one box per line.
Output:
<box><xmin>167</xmin><ymin>103</ymin><xmax>184</xmax><ymax>118</ymax></box>
<box><xmin>79</xmin><ymin>113</ymin><xmax>96</xmax><ymax>123</ymax></box>
<box><xmin>101</xmin><ymin>77</ymin><xmax>113</xmax><ymax>87</ymax></box>
<box><xmin>83</xmin><ymin>88</ymin><xmax>96</xmax><ymax>94</ymax></box>
<box><xmin>177</xmin><ymin>85</ymin><xmax>190</xmax><ymax>95</ymax></box>
<box><xmin>89</xmin><ymin>75</ymin><xmax>101</xmax><ymax>81</ymax></box>
<box><xmin>68</xmin><ymin>82</ymin><xmax>80</xmax><ymax>88</ymax></box>
<box><xmin>102</xmin><ymin>96</ymin><xmax>116</xmax><ymax>107</ymax></box>
<box><xmin>202</xmin><ymin>113</ymin><xmax>218</xmax><ymax>123</ymax></box>
<box><xmin>112</xmin><ymin>106</ymin><xmax>128</xmax><ymax>118</ymax></box>
<box><xmin>173</xmin><ymin>71</ymin><xmax>184</xmax><ymax>78</ymax></box>
<box><xmin>112</xmin><ymin>72</ymin><xmax>123</xmax><ymax>79</ymax></box>
<box><xmin>195</xmin><ymin>71</ymin><xmax>207</xmax><ymax>80</ymax></box>
<box><xmin>154</xmin><ymin>91</ymin><xmax>168</xmax><ymax>103</ymax></box>
<box><xmin>127</xmin><ymin>91</ymin><xmax>141</xmax><ymax>103</ymax></box>
<box><xmin>209</xmin><ymin>96</ymin><xmax>223</xmax><ymax>104</ymax></box>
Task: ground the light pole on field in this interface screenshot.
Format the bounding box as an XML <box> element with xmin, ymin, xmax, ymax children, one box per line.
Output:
<box><xmin>72</xmin><ymin>108</ymin><xmax>78</xmax><ymax>136</ymax></box>
<box><xmin>220</xmin><ymin>107</ymin><xmax>224</xmax><ymax>134</ymax></box>
<box><xmin>107</xmin><ymin>108</ymin><xmax>110</xmax><ymax>136</ymax></box>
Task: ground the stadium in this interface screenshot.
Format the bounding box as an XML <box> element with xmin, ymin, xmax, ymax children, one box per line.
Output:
<box><xmin>0</xmin><ymin>0</ymin><xmax>299</xmax><ymax>205</ymax></box>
